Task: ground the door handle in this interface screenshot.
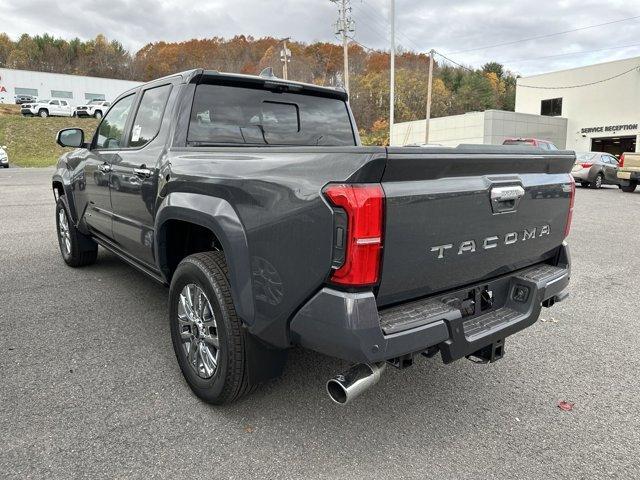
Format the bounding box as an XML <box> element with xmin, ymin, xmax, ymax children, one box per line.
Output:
<box><xmin>98</xmin><ymin>163</ymin><xmax>111</xmax><ymax>173</ymax></box>
<box><xmin>134</xmin><ymin>166</ymin><xmax>152</xmax><ymax>178</ymax></box>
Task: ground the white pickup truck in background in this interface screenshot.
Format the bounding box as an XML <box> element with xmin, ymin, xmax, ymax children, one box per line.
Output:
<box><xmin>20</xmin><ymin>99</ymin><xmax>73</xmax><ymax>117</ymax></box>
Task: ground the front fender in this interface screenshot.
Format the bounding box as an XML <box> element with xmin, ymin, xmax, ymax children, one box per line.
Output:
<box><xmin>155</xmin><ymin>192</ymin><xmax>254</xmax><ymax>326</ymax></box>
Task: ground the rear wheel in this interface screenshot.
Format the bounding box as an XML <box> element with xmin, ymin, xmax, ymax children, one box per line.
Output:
<box><xmin>590</xmin><ymin>173</ymin><xmax>603</xmax><ymax>189</ymax></box>
<box><xmin>621</xmin><ymin>181</ymin><xmax>637</xmax><ymax>193</ymax></box>
<box><xmin>169</xmin><ymin>251</ymin><xmax>256</xmax><ymax>404</ymax></box>
<box><xmin>55</xmin><ymin>196</ymin><xmax>98</xmax><ymax>267</ymax></box>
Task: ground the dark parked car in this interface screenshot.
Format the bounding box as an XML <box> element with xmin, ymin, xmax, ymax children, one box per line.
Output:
<box><xmin>15</xmin><ymin>94</ymin><xmax>37</xmax><ymax>104</ymax></box>
<box><xmin>52</xmin><ymin>69</ymin><xmax>573</xmax><ymax>405</ymax></box>
<box><xmin>571</xmin><ymin>152</ymin><xmax>621</xmax><ymax>189</ymax></box>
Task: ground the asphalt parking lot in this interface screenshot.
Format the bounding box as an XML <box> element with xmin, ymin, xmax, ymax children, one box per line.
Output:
<box><xmin>1</xmin><ymin>167</ymin><xmax>639</xmax><ymax>479</ymax></box>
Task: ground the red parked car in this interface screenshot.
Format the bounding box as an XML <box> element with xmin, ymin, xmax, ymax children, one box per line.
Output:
<box><xmin>503</xmin><ymin>138</ymin><xmax>558</xmax><ymax>151</ymax></box>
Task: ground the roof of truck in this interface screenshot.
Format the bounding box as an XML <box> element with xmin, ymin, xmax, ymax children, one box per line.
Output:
<box><xmin>120</xmin><ymin>68</ymin><xmax>348</xmax><ymax>101</ymax></box>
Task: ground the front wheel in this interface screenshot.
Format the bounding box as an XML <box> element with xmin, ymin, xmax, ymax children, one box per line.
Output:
<box><xmin>56</xmin><ymin>196</ymin><xmax>98</xmax><ymax>267</ymax></box>
<box><xmin>94</xmin><ymin>111</ymin><xmax>103</xmax><ymax>119</ymax></box>
<box><xmin>39</xmin><ymin>109</ymin><xmax>49</xmax><ymax>118</ymax></box>
<box><xmin>169</xmin><ymin>252</ymin><xmax>256</xmax><ymax>404</ymax></box>
<box><xmin>621</xmin><ymin>181</ymin><xmax>637</xmax><ymax>193</ymax></box>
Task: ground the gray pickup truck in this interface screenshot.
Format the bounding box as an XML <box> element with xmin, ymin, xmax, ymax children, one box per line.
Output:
<box><xmin>52</xmin><ymin>69</ymin><xmax>574</xmax><ymax>405</ymax></box>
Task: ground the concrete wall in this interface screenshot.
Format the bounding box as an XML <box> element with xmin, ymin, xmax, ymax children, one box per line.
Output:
<box><xmin>391</xmin><ymin>112</ymin><xmax>485</xmax><ymax>146</ymax></box>
<box><xmin>484</xmin><ymin>110</ymin><xmax>567</xmax><ymax>148</ymax></box>
<box><xmin>392</xmin><ymin>110</ymin><xmax>567</xmax><ymax>148</ymax></box>
<box><xmin>0</xmin><ymin>68</ymin><xmax>142</xmax><ymax>106</ymax></box>
<box><xmin>515</xmin><ymin>56</ymin><xmax>640</xmax><ymax>152</ymax></box>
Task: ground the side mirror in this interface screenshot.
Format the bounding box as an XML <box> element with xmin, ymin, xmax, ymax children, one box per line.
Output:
<box><xmin>56</xmin><ymin>128</ymin><xmax>85</xmax><ymax>148</ymax></box>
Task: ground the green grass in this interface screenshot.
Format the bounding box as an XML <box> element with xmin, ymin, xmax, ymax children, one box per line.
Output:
<box><xmin>0</xmin><ymin>111</ymin><xmax>99</xmax><ymax>167</ymax></box>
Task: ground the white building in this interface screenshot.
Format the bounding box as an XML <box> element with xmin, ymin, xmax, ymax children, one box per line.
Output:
<box><xmin>515</xmin><ymin>56</ymin><xmax>640</xmax><ymax>155</ymax></box>
<box><xmin>391</xmin><ymin>110</ymin><xmax>567</xmax><ymax>148</ymax></box>
<box><xmin>0</xmin><ymin>68</ymin><xmax>141</xmax><ymax>106</ymax></box>
<box><xmin>392</xmin><ymin>56</ymin><xmax>640</xmax><ymax>155</ymax></box>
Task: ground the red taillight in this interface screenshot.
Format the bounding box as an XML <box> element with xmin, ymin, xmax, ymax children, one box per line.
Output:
<box><xmin>323</xmin><ymin>183</ymin><xmax>384</xmax><ymax>286</ymax></box>
<box><xmin>564</xmin><ymin>175</ymin><xmax>575</xmax><ymax>238</ymax></box>
<box><xmin>619</xmin><ymin>154</ymin><xmax>625</xmax><ymax>167</ymax></box>
<box><xmin>580</xmin><ymin>163</ymin><xmax>593</xmax><ymax>168</ymax></box>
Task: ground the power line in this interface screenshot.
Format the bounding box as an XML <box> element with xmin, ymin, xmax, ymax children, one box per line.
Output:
<box><xmin>501</xmin><ymin>42</ymin><xmax>640</xmax><ymax>64</ymax></box>
<box><xmin>354</xmin><ymin>0</ymin><xmax>424</xmax><ymax>53</ymax></box>
<box><xmin>518</xmin><ymin>64</ymin><xmax>640</xmax><ymax>89</ymax></box>
<box><xmin>350</xmin><ymin>38</ymin><xmax>377</xmax><ymax>53</ymax></box>
<box><xmin>433</xmin><ymin>51</ymin><xmax>475</xmax><ymax>72</ymax></box>
<box><xmin>449</xmin><ymin>14</ymin><xmax>640</xmax><ymax>54</ymax></box>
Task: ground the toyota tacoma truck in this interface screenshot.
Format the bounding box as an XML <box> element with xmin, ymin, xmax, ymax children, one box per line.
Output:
<box><xmin>52</xmin><ymin>69</ymin><xmax>574</xmax><ymax>405</ymax></box>
<box><xmin>617</xmin><ymin>152</ymin><xmax>640</xmax><ymax>192</ymax></box>
<box><xmin>21</xmin><ymin>98</ymin><xmax>73</xmax><ymax>117</ymax></box>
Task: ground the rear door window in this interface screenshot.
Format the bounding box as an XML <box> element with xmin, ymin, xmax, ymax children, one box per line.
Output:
<box><xmin>187</xmin><ymin>84</ymin><xmax>355</xmax><ymax>146</ymax></box>
<box><xmin>129</xmin><ymin>84</ymin><xmax>172</xmax><ymax>148</ymax></box>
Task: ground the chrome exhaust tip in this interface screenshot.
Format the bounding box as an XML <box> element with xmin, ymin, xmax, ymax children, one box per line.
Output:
<box><xmin>326</xmin><ymin>362</ymin><xmax>386</xmax><ymax>405</ymax></box>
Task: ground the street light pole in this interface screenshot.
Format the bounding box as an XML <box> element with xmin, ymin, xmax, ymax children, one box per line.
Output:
<box><xmin>425</xmin><ymin>49</ymin><xmax>435</xmax><ymax>144</ymax></box>
<box><xmin>389</xmin><ymin>0</ymin><xmax>395</xmax><ymax>144</ymax></box>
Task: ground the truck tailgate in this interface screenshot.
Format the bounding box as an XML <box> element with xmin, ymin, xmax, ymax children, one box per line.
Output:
<box><xmin>376</xmin><ymin>146</ymin><xmax>574</xmax><ymax>307</ymax></box>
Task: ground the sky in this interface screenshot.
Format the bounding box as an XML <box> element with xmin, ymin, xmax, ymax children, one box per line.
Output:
<box><xmin>0</xmin><ymin>0</ymin><xmax>639</xmax><ymax>76</ymax></box>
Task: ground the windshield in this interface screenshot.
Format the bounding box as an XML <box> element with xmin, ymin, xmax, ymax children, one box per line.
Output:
<box><xmin>88</xmin><ymin>100</ymin><xmax>103</xmax><ymax>105</ymax></box>
<box><xmin>187</xmin><ymin>84</ymin><xmax>355</xmax><ymax>146</ymax></box>
<box><xmin>38</xmin><ymin>99</ymin><xmax>50</xmax><ymax>104</ymax></box>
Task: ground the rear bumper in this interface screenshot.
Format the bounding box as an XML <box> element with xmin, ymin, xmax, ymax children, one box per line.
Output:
<box><xmin>290</xmin><ymin>243</ymin><xmax>571</xmax><ymax>364</ymax></box>
<box><xmin>617</xmin><ymin>170</ymin><xmax>640</xmax><ymax>182</ymax></box>
<box><xmin>571</xmin><ymin>169</ymin><xmax>593</xmax><ymax>182</ymax></box>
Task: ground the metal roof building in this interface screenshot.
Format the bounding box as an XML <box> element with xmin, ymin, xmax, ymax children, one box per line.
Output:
<box><xmin>0</xmin><ymin>68</ymin><xmax>141</xmax><ymax>106</ymax></box>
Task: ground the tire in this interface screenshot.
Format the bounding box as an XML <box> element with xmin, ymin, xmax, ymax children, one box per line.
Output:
<box><xmin>590</xmin><ymin>173</ymin><xmax>603</xmax><ymax>189</ymax></box>
<box><xmin>110</xmin><ymin>176</ymin><xmax>121</xmax><ymax>191</ymax></box>
<box><xmin>55</xmin><ymin>196</ymin><xmax>98</xmax><ymax>267</ymax></box>
<box><xmin>94</xmin><ymin>111</ymin><xmax>103</xmax><ymax>119</ymax></box>
<box><xmin>169</xmin><ymin>252</ymin><xmax>256</xmax><ymax>404</ymax></box>
<box><xmin>39</xmin><ymin>109</ymin><xmax>49</xmax><ymax>118</ymax></box>
<box><xmin>621</xmin><ymin>181</ymin><xmax>637</xmax><ymax>193</ymax></box>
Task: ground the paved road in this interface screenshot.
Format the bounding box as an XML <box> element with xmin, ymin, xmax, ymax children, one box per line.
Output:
<box><xmin>1</xmin><ymin>168</ymin><xmax>639</xmax><ymax>479</ymax></box>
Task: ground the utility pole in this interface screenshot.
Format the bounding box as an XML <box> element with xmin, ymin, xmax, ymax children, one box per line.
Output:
<box><xmin>425</xmin><ymin>49</ymin><xmax>435</xmax><ymax>144</ymax></box>
<box><xmin>389</xmin><ymin>0</ymin><xmax>395</xmax><ymax>144</ymax></box>
<box><xmin>332</xmin><ymin>0</ymin><xmax>355</xmax><ymax>93</ymax></box>
<box><xmin>280</xmin><ymin>38</ymin><xmax>291</xmax><ymax>80</ymax></box>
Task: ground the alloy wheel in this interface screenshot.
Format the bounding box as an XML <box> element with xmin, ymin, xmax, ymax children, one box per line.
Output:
<box><xmin>177</xmin><ymin>284</ymin><xmax>220</xmax><ymax>379</ymax></box>
<box><xmin>58</xmin><ymin>209</ymin><xmax>71</xmax><ymax>256</ymax></box>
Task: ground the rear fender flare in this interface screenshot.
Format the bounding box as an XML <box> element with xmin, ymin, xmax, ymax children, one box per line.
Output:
<box><xmin>155</xmin><ymin>192</ymin><xmax>254</xmax><ymax>325</ymax></box>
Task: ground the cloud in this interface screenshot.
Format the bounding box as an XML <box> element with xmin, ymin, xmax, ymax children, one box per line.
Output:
<box><xmin>0</xmin><ymin>0</ymin><xmax>638</xmax><ymax>75</ymax></box>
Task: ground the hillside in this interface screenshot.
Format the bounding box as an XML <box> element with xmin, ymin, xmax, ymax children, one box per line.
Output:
<box><xmin>0</xmin><ymin>109</ymin><xmax>98</xmax><ymax>167</ymax></box>
<box><xmin>1</xmin><ymin>33</ymin><xmax>518</xmax><ymax>142</ymax></box>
